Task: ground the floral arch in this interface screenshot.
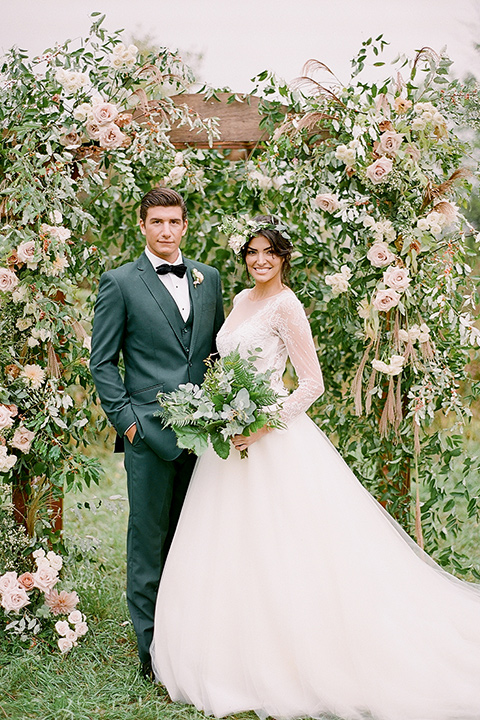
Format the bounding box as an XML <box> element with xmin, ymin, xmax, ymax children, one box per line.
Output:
<box><xmin>1</xmin><ymin>15</ymin><xmax>480</xmax><ymax>573</ymax></box>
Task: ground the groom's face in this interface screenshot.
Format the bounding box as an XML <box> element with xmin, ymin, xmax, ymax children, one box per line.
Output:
<box><xmin>139</xmin><ymin>205</ymin><xmax>188</xmax><ymax>262</ymax></box>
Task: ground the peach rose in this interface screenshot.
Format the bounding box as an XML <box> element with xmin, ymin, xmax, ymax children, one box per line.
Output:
<box><xmin>92</xmin><ymin>102</ymin><xmax>119</xmax><ymax>126</ymax></box>
<box><xmin>315</xmin><ymin>193</ymin><xmax>341</xmax><ymax>213</ymax></box>
<box><xmin>378</xmin><ymin>130</ymin><xmax>403</xmax><ymax>156</ymax></box>
<box><xmin>366</xmin><ymin>157</ymin><xmax>393</xmax><ymax>184</ymax></box>
<box><xmin>98</xmin><ymin>123</ymin><xmax>126</xmax><ymax>150</ymax></box>
<box><xmin>0</xmin><ymin>267</ymin><xmax>19</xmax><ymax>292</ymax></box>
<box><xmin>393</xmin><ymin>97</ymin><xmax>412</xmax><ymax>114</ymax></box>
<box><xmin>17</xmin><ymin>572</ymin><xmax>35</xmax><ymax>591</ymax></box>
<box><xmin>372</xmin><ymin>288</ymin><xmax>401</xmax><ymax>312</ymax></box>
<box><xmin>366</xmin><ymin>242</ymin><xmax>396</xmax><ymax>268</ymax></box>
<box><xmin>383</xmin><ymin>266</ymin><xmax>410</xmax><ymax>292</ymax></box>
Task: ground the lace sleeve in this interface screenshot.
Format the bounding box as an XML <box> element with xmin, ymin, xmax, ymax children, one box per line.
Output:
<box><xmin>274</xmin><ymin>293</ymin><xmax>325</xmax><ymax>425</ymax></box>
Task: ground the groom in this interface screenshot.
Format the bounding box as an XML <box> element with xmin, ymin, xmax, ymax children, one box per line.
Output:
<box><xmin>90</xmin><ymin>187</ymin><xmax>224</xmax><ymax>677</ymax></box>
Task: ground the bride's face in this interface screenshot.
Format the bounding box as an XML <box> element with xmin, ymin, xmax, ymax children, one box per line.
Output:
<box><xmin>245</xmin><ymin>236</ymin><xmax>283</xmax><ymax>287</ymax></box>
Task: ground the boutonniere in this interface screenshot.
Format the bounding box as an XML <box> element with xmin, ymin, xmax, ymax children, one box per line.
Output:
<box><xmin>192</xmin><ymin>268</ymin><xmax>204</xmax><ymax>287</ymax></box>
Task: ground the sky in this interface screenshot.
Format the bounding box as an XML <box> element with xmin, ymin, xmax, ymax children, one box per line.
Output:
<box><xmin>2</xmin><ymin>0</ymin><xmax>479</xmax><ymax>90</ymax></box>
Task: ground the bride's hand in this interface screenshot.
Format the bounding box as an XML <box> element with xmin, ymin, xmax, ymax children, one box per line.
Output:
<box><xmin>232</xmin><ymin>426</ymin><xmax>271</xmax><ymax>453</ymax></box>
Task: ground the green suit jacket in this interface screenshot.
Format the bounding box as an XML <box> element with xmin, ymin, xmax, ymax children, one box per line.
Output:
<box><xmin>90</xmin><ymin>252</ymin><xmax>224</xmax><ymax>460</ymax></box>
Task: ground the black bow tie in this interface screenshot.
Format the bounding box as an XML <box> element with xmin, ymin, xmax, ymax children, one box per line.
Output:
<box><xmin>155</xmin><ymin>263</ymin><xmax>187</xmax><ymax>278</ymax></box>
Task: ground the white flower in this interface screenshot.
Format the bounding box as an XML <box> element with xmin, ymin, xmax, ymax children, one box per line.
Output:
<box><xmin>33</xmin><ymin>549</ymin><xmax>46</xmax><ymax>560</ymax></box>
<box><xmin>168</xmin><ymin>166</ymin><xmax>187</xmax><ymax>186</ymax></box>
<box><xmin>109</xmin><ymin>43</ymin><xmax>138</xmax><ymax>72</ymax></box>
<box><xmin>73</xmin><ymin>103</ymin><xmax>93</xmax><ymax>122</ymax></box>
<box><xmin>192</xmin><ymin>268</ymin><xmax>204</xmax><ymax>287</ymax></box>
<box><xmin>55</xmin><ymin>68</ymin><xmax>89</xmax><ymax>95</ymax></box>
<box><xmin>335</xmin><ymin>143</ymin><xmax>356</xmax><ymax>167</ymax></box>
<box><xmin>16</xmin><ymin>317</ymin><xmax>33</xmax><ymax>331</ymax></box>
<box><xmin>46</xmin><ymin>551</ymin><xmax>63</xmax><ymax>571</ymax></box>
<box><xmin>372</xmin><ymin>355</ymin><xmax>405</xmax><ymax>376</ymax></box>
<box><xmin>20</xmin><ymin>364</ymin><xmax>45</xmax><ymax>389</ymax></box>
<box><xmin>325</xmin><ymin>265</ymin><xmax>352</xmax><ymax>296</ymax></box>
<box><xmin>11</xmin><ymin>285</ymin><xmax>27</xmax><ymax>303</ymax></box>
<box><xmin>373</xmin><ymin>219</ymin><xmax>396</xmax><ymax>243</ymax></box>
<box><xmin>411</xmin><ymin>117</ymin><xmax>426</xmax><ymax>131</ymax></box>
<box><xmin>57</xmin><ymin>637</ymin><xmax>74</xmax><ymax>653</ymax></box>
<box><xmin>74</xmin><ymin>621</ymin><xmax>88</xmax><ymax>637</ymax></box>
<box><xmin>228</xmin><ymin>234</ymin><xmax>246</xmax><ymax>255</ymax></box>
<box><xmin>174</xmin><ymin>152</ymin><xmax>184</xmax><ymax>166</ymax></box>
<box><xmin>92</xmin><ymin>102</ymin><xmax>119</xmax><ymax>126</ymax></box>
<box><xmin>249</xmin><ymin>169</ymin><xmax>273</xmax><ymax>190</ymax></box>
<box><xmin>49</xmin><ymin>210</ymin><xmax>63</xmax><ymax>225</ymax></box>
<box><xmin>55</xmin><ymin>620</ymin><xmax>70</xmax><ymax>636</ymax></box>
<box><xmin>68</xmin><ymin>610</ymin><xmax>83</xmax><ymax>625</ymax></box>
<box><xmin>0</xmin><ymin>446</ymin><xmax>17</xmax><ymax>472</ymax></box>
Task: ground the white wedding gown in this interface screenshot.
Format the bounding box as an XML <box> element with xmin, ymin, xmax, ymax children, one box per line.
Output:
<box><xmin>151</xmin><ymin>288</ymin><xmax>480</xmax><ymax>720</ymax></box>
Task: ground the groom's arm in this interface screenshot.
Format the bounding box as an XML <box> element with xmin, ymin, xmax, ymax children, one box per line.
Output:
<box><xmin>90</xmin><ymin>272</ymin><xmax>136</xmax><ymax>437</ymax></box>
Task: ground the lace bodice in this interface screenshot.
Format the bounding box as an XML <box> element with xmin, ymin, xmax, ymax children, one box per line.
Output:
<box><xmin>216</xmin><ymin>288</ymin><xmax>324</xmax><ymax>425</ymax></box>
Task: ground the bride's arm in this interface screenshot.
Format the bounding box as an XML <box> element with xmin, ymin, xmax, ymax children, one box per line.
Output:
<box><xmin>275</xmin><ymin>293</ymin><xmax>325</xmax><ymax>425</ymax></box>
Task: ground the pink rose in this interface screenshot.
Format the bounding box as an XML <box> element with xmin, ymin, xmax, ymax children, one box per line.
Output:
<box><xmin>92</xmin><ymin>102</ymin><xmax>119</xmax><ymax>126</ymax></box>
<box><xmin>378</xmin><ymin>130</ymin><xmax>403</xmax><ymax>156</ymax></box>
<box><xmin>383</xmin><ymin>266</ymin><xmax>410</xmax><ymax>292</ymax></box>
<box><xmin>366</xmin><ymin>242</ymin><xmax>396</xmax><ymax>268</ymax></box>
<box><xmin>17</xmin><ymin>572</ymin><xmax>35</xmax><ymax>591</ymax></box>
<box><xmin>0</xmin><ymin>571</ymin><xmax>19</xmax><ymax>594</ymax></box>
<box><xmin>372</xmin><ymin>288</ymin><xmax>401</xmax><ymax>312</ymax></box>
<box><xmin>32</xmin><ymin>565</ymin><xmax>58</xmax><ymax>593</ymax></box>
<box><xmin>10</xmin><ymin>425</ymin><xmax>35</xmax><ymax>453</ymax></box>
<box><xmin>0</xmin><ymin>405</ymin><xmax>14</xmax><ymax>431</ymax></box>
<box><xmin>0</xmin><ymin>268</ymin><xmax>19</xmax><ymax>292</ymax></box>
<box><xmin>1</xmin><ymin>587</ymin><xmax>30</xmax><ymax>613</ymax></box>
<box><xmin>366</xmin><ymin>157</ymin><xmax>393</xmax><ymax>184</ymax></box>
<box><xmin>98</xmin><ymin>123</ymin><xmax>126</xmax><ymax>150</ymax></box>
<box><xmin>314</xmin><ymin>193</ymin><xmax>341</xmax><ymax>213</ymax></box>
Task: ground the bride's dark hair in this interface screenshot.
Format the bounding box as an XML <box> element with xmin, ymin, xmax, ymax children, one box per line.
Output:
<box><xmin>240</xmin><ymin>215</ymin><xmax>293</xmax><ymax>284</ymax></box>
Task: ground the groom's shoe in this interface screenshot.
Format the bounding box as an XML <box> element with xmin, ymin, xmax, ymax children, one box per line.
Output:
<box><xmin>141</xmin><ymin>658</ymin><xmax>154</xmax><ymax>682</ymax></box>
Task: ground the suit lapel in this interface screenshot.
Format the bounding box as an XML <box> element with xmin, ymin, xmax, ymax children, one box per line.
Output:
<box><xmin>184</xmin><ymin>258</ymin><xmax>204</xmax><ymax>357</ymax></box>
<box><xmin>136</xmin><ymin>252</ymin><xmax>185</xmax><ymax>348</ymax></box>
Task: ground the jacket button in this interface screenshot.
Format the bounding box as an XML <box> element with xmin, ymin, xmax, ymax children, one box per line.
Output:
<box><xmin>188</xmin><ymin>361</ymin><xmax>193</xmax><ymax>367</ymax></box>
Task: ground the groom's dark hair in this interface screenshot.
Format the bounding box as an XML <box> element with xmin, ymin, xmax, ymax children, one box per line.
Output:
<box><xmin>140</xmin><ymin>187</ymin><xmax>188</xmax><ymax>223</ymax></box>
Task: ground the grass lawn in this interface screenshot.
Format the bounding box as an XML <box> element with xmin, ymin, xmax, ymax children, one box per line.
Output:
<box><xmin>0</xmin><ymin>436</ymin><xmax>479</xmax><ymax>719</ymax></box>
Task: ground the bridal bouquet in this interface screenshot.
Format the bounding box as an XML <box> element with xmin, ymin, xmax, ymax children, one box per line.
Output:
<box><xmin>156</xmin><ymin>350</ymin><xmax>285</xmax><ymax>458</ymax></box>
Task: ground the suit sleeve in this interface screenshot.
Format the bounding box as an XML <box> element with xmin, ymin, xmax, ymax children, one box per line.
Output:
<box><xmin>90</xmin><ymin>272</ymin><xmax>136</xmax><ymax>436</ymax></box>
<box><xmin>211</xmin><ymin>269</ymin><xmax>225</xmax><ymax>354</ymax></box>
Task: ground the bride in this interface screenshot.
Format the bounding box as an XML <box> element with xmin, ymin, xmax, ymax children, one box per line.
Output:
<box><xmin>150</xmin><ymin>216</ymin><xmax>480</xmax><ymax>720</ymax></box>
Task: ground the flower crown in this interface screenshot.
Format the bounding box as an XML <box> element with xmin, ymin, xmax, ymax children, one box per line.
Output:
<box><xmin>219</xmin><ymin>215</ymin><xmax>291</xmax><ymax>255</ymax></box>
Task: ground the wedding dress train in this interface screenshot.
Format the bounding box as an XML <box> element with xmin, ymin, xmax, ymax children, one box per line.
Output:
<box><xmin>150</xmin><ymin>289</ymin><xmax>480</xmax><ymax>720</ymax></box>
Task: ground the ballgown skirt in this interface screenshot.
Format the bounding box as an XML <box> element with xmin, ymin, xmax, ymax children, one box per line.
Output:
<box><xmin>150</xmin><ymin>413</ymin><xmax>480</xmax><ymax>720</ymax></box>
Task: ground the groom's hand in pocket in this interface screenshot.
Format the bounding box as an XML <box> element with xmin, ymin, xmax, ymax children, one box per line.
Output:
<box><xmin>125</xmin><ymin>423</ymin><xmax>137</xmax><ymax>444</ymax></box>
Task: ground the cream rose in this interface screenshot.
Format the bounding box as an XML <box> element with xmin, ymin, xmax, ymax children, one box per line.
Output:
<box><xmin>0</xmin><ymin>571</ymin><xmax>20</xmax><ymax>593</ymax></box>
<box><xmin>0</xmin><ymin>268</ymin><xmax>19</xmax><ymax>292</ymax></box>
<box><xmin>1</xmin><ymin>587</ymin><xmax>30</xmax><ymax>613</ymax></box>
<box><xmin>17</xmin><ymin>241</ymin><xmax>37</xmax><ymax>268</ymax></box>
<box><xmin>372</xmin><ymin>288</ymin><xmax>401</xmax><ymax>312</ymax></box>
<box><xmin>168</xmin><ymin>166</ymin><xmax>187</xmax><ymax>186</ymax></box>
<box><xmin>55</xmin><ymin>620</ymin><xmax>70</xmax><ymax>636</ymax></box>
<box><xmin>10</xmin><ymin>425</ymin><xmax>35</xmax><ymax>453</ymax></box>
<box><xmin>378</xmin><ymin>130</ymin><xmax>403</xmax><ymax>156</ymax></box>
<box><xmin>86</xmin><ymin>119</ymin><xmax>101</xmax><ymax>141</ymax></box>
<box><xmin>315</xmin><ymin>193</ymin><xmax>341</xmax><ymax>213</ymax></box>
<box><xmin>68</xmin><ymin>610</ymin><xmax>83</xmax><ymax>625</ymax></box>
<box><xmin>98</xmin><ymin>123</ymin><xmax>126</xmax><ymax>150</ymax></box>
<box><xmin>367</xmin><ymin>242</ymin><xmax>396</xmax><ymax>268</ymax></box>
<box><xmin>32</xmin><ymin>564</ymin><xmax>58</xmax><ymax>592</ymax></box>
<box><xmin>74</xmin><ymin>621</ymin><xmax>88</xmax><ymax>637</ymax></box>
<box><xmin>0</xmin><ymin>405</ymin><xmax>14</xmax><ymax>430</ymax></box>
<box><xmin>366</xmin><ymin>157</ymin><xmax>393</xmax><ymax>184</ymax></box>
<box><xmin>92</xmin><ymin>102</ymin><xmax>119</xmax><ymax>126</ymax></box>
<box><xmin>383</xmin><ymin>266</ymin><xmax>410</xmax><ymax>292</ymax></box>
<box><xmin>325</xmin><ymin>266</ymin><xmax>352</xmax><ymax>296</ymax></box>
<box><xmin>57</xmin><ymin>637</ymin><xmax>74</xmax><ymax>653</ymax></box>
<box><xmin>0</xmin><ymin>446</ymin><xmax>17</xmax><ymax>472</ymax></box>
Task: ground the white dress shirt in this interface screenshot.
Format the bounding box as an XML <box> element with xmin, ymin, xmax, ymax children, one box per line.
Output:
<box><xmin>144</xmin><ymin>246</ymin><xmax>191</xmax><ymax>322</ymax></box>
